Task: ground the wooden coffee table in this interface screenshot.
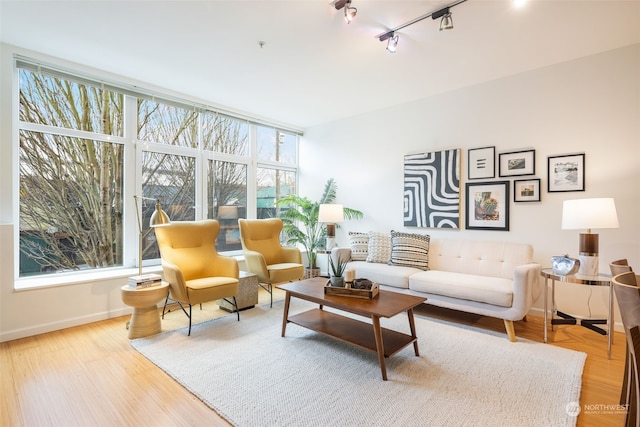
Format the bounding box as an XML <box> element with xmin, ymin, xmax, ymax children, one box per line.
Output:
<box><xmin>277</xmin><ymin>278</ymin><xmax>426</xmax><ymax>380</ymax></box>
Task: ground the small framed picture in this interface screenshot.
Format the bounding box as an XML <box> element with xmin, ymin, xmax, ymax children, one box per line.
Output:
<box><xmin>514</xmin><ymin>178</ymin><xmax>541</xmax><ymax>202</ymax></box>
<box><xmin>465</xmin><ymin>181</ymin><xmax>510</xmax><ymax>231</ymax></box>
<box><xmin>468</xmin><ymin>146</ymin><xmax>495</xmax><ymax>180</ymax></box>
<box><xmin>498</xmin><ymin>149</ymin><xmax>535</xmax><ymax>177</ymax></box>
<box><xmin>547</xmin><ymin>153</ymin><xmax>585</xmax><ymax>192</ymax></box>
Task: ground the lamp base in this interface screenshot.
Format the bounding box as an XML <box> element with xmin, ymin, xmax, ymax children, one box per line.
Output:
<box><xmin>577</xmin><ymin>255</ymin><xmax>598</xmax><ymax>276</ymax></box>
<box><xmin>325</xmin><ymin>237</ymin><xmax>336</xmax><ymax>251</ymax></box>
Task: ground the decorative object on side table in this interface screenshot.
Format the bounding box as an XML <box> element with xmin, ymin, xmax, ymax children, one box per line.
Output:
<box><xmin>561</xmin><ymin>197</ymin><xmax>619</xmax><ymax>275</ymax></box>
<box><xmin>551</xmin><ymin>254</ymin><xmax>580</xmax><ymax>276</ymax></box>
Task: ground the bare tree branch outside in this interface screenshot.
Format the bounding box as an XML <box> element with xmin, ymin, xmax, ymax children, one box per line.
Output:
<box><xmin>17</xmin><ymin>66</ymin><xmax>297</xmax><ymax>277</ymax></box>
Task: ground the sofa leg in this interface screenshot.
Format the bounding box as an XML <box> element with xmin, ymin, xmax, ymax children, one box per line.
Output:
<box><xmin>504</xmin><ymin>320</ymin><xmax>517</xmax><ymax>342</ymax></box>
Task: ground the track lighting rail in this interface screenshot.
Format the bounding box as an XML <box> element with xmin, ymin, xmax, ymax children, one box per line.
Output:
<box><xmin>375</xmin><ymin>0</ymin><xmax>469</xmax><ymax>41</ymax></box>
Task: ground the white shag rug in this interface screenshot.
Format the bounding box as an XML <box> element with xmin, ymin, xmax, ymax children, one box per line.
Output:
<box><xmin>132</xmin><ymin>300</ymin><xmax>586</xmax><ymax>427</ymax></box>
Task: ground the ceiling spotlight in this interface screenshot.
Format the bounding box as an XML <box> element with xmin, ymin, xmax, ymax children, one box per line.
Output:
<box><xmin>344</xmin><ymin>5</ymin><xmax>357</xmax><ymax>23</ymax></box>
<box><xmin>334</xmin><ymin>0</ymin><xmax>357</xmax><ymax>24</ymax></box>
<box><xmin>433</xmin><ymin>7</ymin><xmax>453</xmax><ymax>31</ymax></box>
<box><xmin>387</xmin><ymin>34</ymin><xmax>399</xmax><ymax>53</ymax></box>
<box><xmin>379</xmin><ymin>31</ymin><xmax>399</xmax><ymax>53</ymax></box>
<box><xmin>439</xmin><ymin>12</ymin><xmax>453</xmax><ymax>31</ymax></box>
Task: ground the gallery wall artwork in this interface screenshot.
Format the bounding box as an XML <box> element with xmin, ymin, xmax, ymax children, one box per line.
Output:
<box><xmin>404</xmin><ymin>149</ymin><xmax>460</xmax><ymax>229</ymax></box>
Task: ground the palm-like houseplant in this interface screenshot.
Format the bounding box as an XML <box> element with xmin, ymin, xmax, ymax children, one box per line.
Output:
<box><xmin>276</xmin><ymin>178</ymin><xmax>363</xmax><ymax>276</ymax></box>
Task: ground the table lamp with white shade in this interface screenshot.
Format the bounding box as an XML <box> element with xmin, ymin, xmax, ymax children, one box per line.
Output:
<box><xmin>561</xmin><ymin>198</ymin><xmax>619</xmax><ymax>276</ymax></box>
<box><xmin>319</xmin><ymin>204</ymin><xmax>344</xmax><ymax>250</ymax></box>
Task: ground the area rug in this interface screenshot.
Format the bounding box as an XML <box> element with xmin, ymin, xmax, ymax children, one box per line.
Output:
<box><xmin>132</xmin><ymin>300</ymin><xmax>586</xmax><ymax>427</ymax></box>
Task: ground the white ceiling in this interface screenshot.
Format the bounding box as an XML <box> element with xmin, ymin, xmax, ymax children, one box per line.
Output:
<box><xmin>1</xmin><ymin>0</ymin><xmax>639</xmax><ymax>130</ymax></box>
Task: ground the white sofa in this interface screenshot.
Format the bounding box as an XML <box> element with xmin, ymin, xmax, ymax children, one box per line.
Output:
<box><xmin>332</xmin><ymin>236</ymin><xmax>541</xmax><ymax>341</ymax></box>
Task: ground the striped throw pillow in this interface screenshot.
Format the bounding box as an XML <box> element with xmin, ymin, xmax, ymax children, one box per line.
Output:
<box><xmin>389</xmin><ymin>231</ymin><xmax>430</xmax><ymax>270</ymax></box>
<box><xmin>348</xmin><ymin>232</ymin><xmax>369</xmax><ymax>261</ymax></box>
<box><xmin>366</xmin><ymin>232</ymin><xmax>392</xmax><ymax>264</ymax></box>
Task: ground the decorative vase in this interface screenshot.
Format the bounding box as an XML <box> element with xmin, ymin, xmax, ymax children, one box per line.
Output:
<box><xmin>330</xmin><ymin>276</ymin><xmax>345</xmax><ymax>287</ymax></box>
<box><xmin>551</xmin><ymin>254</ymin><xmax>580</xmax><ymax>276</ymax></box>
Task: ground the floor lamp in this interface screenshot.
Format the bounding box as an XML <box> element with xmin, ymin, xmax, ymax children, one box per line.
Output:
<box><xmin>561</xmin><ymin>198</ymin><xmax>619</xmax><ymax>276</ymax></box>
<box><xmin>132</xmin><ymin>196</ymin><xmax>170</xmax><ymax>280</ymax></box>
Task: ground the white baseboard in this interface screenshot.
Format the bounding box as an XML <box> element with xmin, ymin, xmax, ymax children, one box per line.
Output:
<box><xmin>0</xmin><ymin>307</ymin><xmax>132</xmax><ymax>343</ymax></box>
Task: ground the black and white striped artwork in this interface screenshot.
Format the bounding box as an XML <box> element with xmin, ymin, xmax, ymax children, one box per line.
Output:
<box><xmin>404</xmin><ymin>149</ymin><xmax>460</xmax><ymax>228</ymax></box>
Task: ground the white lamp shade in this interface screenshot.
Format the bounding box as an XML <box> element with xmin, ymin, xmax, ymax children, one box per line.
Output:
<box><xmin>561</xmin><ymin>198</ymin><xmax>619</xmax><ymax>230</ymax></box>
<box><xmin>318</xmin><ymin>204</ymin><xmax>344</xmax><ymax>223</ymax></box>
<box><xmin>218</xmin><ymin>205</ymin><xmax>239</xmax><ymax>219</ymax></box>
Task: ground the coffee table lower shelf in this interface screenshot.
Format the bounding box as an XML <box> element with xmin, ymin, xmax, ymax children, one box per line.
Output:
<box><xmin>288</xmin><ymin>308</ymin><xmax>417</xmax><ymax>359</ymax></box>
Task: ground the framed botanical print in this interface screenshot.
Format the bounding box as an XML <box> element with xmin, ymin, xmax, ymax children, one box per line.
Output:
<box><xmin>499</xmin><ymin>149</ymin><xmax>535</xmax><ymax>177</ymax></box>
<box><xmin>465</xmin><ymin>181</ymin><xmax>510</xmax><ymax>231</ymax></box>
<box><xmin>468</xmin><ymin>146</ymin><xmax>495</xmax><ymax>180</ymax></box>
<box><xmin>547</xmin><ymin>153</ymin><xmax>585</xmax><ymax>192</ymax></box>
<box><xmin>514</xmin><ymin>178</ymin><xmax>541</xmax><ymax>202</ymax></box>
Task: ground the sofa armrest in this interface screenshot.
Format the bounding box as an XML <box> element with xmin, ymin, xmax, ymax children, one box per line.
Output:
<box><xmin>510</xmin><ymin>263</ymin><xmax>542</xmax><ymax>319</ymax></box>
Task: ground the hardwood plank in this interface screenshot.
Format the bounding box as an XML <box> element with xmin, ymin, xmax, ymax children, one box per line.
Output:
<box><xmin>1</xmin><ymin>288</ymin><xmax>626</xmax><ymax>426</ymax></box>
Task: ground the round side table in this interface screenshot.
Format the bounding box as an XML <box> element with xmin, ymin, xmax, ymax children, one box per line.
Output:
<box><xmin>121</xmin><ymin>282</ymin><xmax>169</xmax><ymax>339</ymax></box>
<box><xmin>540</xmin><ymin>268</ymin><xmax>613</xmax><ymax>358</ymax></box>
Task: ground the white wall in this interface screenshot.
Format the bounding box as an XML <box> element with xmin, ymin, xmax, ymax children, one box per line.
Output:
<box><xmin>1</xmin><ymin>43</ymin><xmax>638</xmax><ymax>342</ymax></box>
<box><xmin>300</xmin><ymin>44</ymin><xmax>640</xmax><ymax>326</ymax></box>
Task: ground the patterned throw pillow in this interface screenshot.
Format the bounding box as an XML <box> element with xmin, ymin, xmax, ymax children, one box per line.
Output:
<box><xmin>366</xmin><ymin>232</ymin><xmax>392</xmax><ymax>264</ymax></box>
<box><xmin>389</xmin><ymin>230</ymin><xmax>430</xmax><ymax>270</ymax></box>
<box><xmin>348</xmin><ymin>232</ymin><xmax>369</xmax><ymax>261</ymax></box>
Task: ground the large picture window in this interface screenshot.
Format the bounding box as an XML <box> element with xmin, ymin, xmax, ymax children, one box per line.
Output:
<box><xmin>16</xmin><ymin>60</ymin><xmax>299</xmax><ymax>279</ymax></box>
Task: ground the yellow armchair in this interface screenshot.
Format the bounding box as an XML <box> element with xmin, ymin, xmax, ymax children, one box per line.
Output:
<box><xmin>155</xmin><ymin>220</ymin><xmax>239</xmax><ymax>335</ymax></box>
<box><xmin>238</xmin><ymin>218</ymin><xmax>304</xmax><ymax>307</ymax></box>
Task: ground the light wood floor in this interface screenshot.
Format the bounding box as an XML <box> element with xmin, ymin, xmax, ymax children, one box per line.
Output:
<box><xmin>1</xmin><ymin>287</ymin><xmax>626</xmax><ymax>427</ymax></box>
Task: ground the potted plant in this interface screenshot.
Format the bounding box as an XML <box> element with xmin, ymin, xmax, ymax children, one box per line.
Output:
<box><xmin>276</xmin><ymin>178</ymin><xmax>363</xmax><ymax>278</ymax></box>
<box><xmin>328</xmin><ymin>254</ymin><xmax>348</xmax><ymax>287</ymax></box>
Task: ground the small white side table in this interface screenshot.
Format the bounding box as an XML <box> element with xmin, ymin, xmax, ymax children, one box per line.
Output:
<box><xmin>121</xmin><ymin>282</ymin><xmax>169</xmax><ymax>339</ymax></box>
<box><xmin>541</xmin><ymin>268</ymin><xmax>613</xmax><ymax>358</ymax></box>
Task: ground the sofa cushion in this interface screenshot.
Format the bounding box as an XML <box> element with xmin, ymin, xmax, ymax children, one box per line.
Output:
<box><xmin>409</xmin><ymin>270</ymin><xmax>514</xmax><ymax>307</ymax></box>
<box><xmin>389</xmin><ymin>230</ymin><xmax>430</xmax><ymax>270</ymax></box>
<box><xmin>346</xmin><ymin>261</ymin><xmax>419</xmax><ymax>289</ymax></box>
<box><xmin>366</xmin><ymin>231</ymin><xmax>391</xmax><ymax>264</ymax></box>
<box><xmin>348</xmin><ymin>232</ymin><xmax>369</xmax><ymax>261</ymax></box>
